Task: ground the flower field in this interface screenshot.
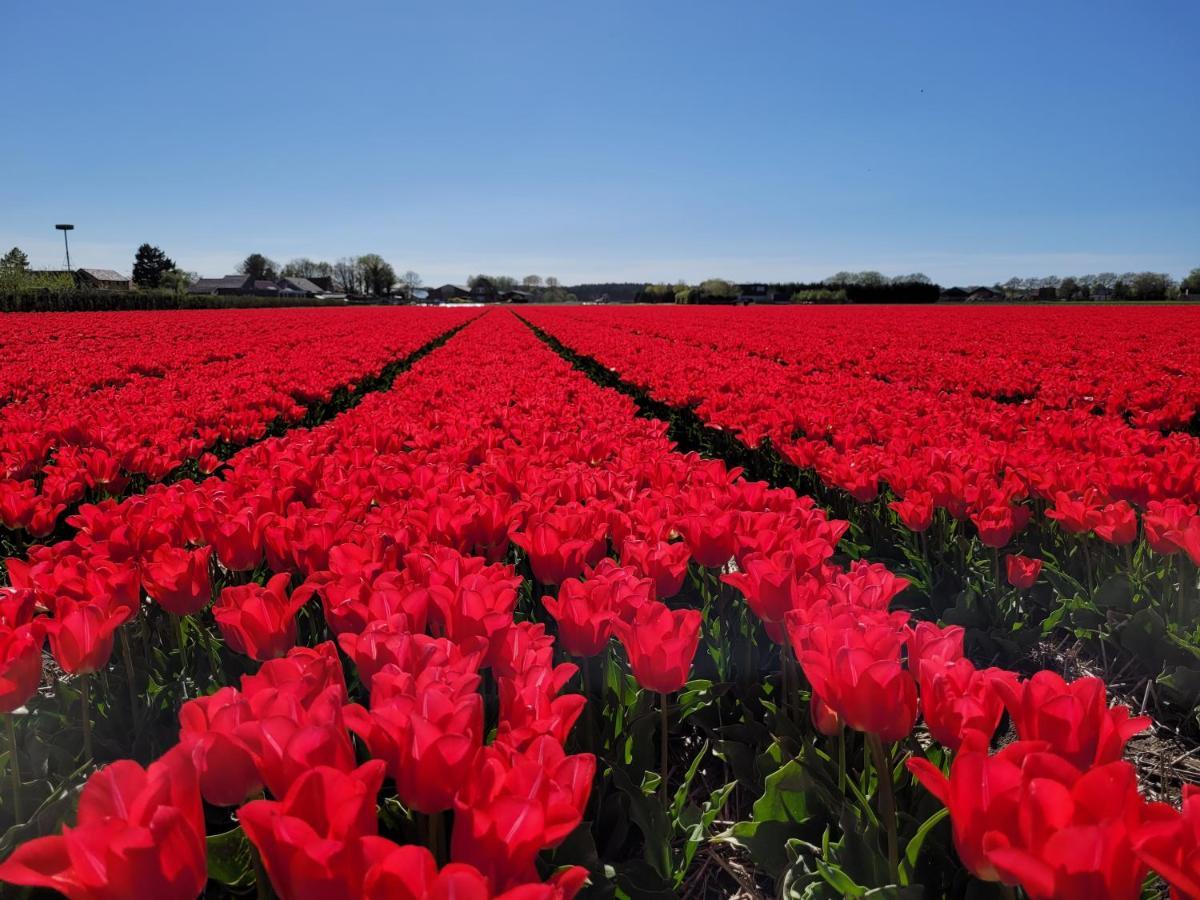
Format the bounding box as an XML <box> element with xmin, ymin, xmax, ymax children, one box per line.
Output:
<box><xmin>1</xmin><ymin>305</ymin><xmax>1198</xmax><ymax>898</ymax></box>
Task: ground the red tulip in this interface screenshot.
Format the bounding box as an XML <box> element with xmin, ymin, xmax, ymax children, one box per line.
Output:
<box><xmin>497</xmin><ymin>663</ymin><xmax>587</xmax><ymax>750</ymax></box>
<box><xmin>345</xmin><ymin>673</ymin><xmax>483</xmax><ymax>814</ymax></box>
<box><xmin>888</xmin><ymin>491</ymin><xmax>934</xmax><ymax>532</ymax></box>
<box><xmin>620</xmin><ymin>537</ymin><xmax>691</xmax><ymax>599</ymax></box>
<box><xmin>1093</xmin><ymin>501</ymin><xmax>1138</xmax><ymax>546</ymax></box>
<box><xmin>177</xmin><ymin>687</ymin><xmax>262</xmax><ymax>806</ymax></box>
<box><xmin>0</xmin><ymin>618</ymin><xmax>45</xmax><ymax>713</ymax></box>
<box><xmin>1143</xmin><ymin>500</ymin><xmax>1195</xmax><ymax>556</ymax></box>
<box><xmin>907</xmin><ymin>740</ymin><xmax>1071</xmax><ymax>884</ymax></box>
<box><xmin>140</xmin><ymin>544</ymin><xmax>213</xmax><ymax>616</ymax></box>
<box><xmin>994</xmin><ymin>671</ymin><xmax>1149</xmax><ymax>769</ymax></box>
<box><xmin>47</xmin><ymin>598</ymin><xmax>131</xmax><ymax>675</ymax></box>
<box><xmin>213</xmin><ymin>572</ymin><xmax>305</xmax><ymax>660</ymax></box>
<box><xmin>1005</xmin><ymin>553</ymin><xmax>1043</xmax><ymax>589</ymax></box>
<box><xmin>0</xmin><ymin>745</ymin><xmax>205</xmax><ymax>900</ymax></box>
<box><xmin>1134</xmin><ymin>784</ymin><xmax>1200</xmax><ymax>899</ymax></box>
<box><xmin>917</xmin><ymin>659</ymin><xmax>1014</xmax><ymax>751</ymax></box>
<box><xmin>1045</xmin><ymin>491</ymin><xmax>1102</xmax><ymax>535</ymax></box>
<box><xmin>452</xmin><ymin>736</ymin><xmax>594</xmax><ymax>889</ymax></box>
<box><xmin>543</xmin><ymin>572</ymin><xmax>619</xmax><ymax>657</ymax></box>
<box><xmin>790</xmin><ymin>606</ymin><xmax>917</xmax><ymax>742</ymax></box>
<box><xmin>250</xmin><ymin>688</ymin><xmax>357</xmax><ymax>800</ymax></box>
<box><xmin>972</xmin><ymin>503</ymin><xmax>1031</xmax><ymax>549</ymax></box>
<box><xmin>240</xmin><ymin>761</ymin><xmax>387</xmax><ymax>900</ymax></box>
<box><xmin>985</xmin><ymin>760</ymin><xmax>1156</xmax><ymax>900</ymax></box>
<box><xmin>611</xmin><ymin>601</ymin><xmax>701</xmax><ymax>695</ymax></box>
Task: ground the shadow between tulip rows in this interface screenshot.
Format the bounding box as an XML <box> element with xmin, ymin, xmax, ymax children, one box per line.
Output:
<box><xmin>516</xmin><ymin>313</ymin><xmax>1200</xmax><ymax>792</ymax></box>
<box><xmin>0</xmin><ymin>315</ymin><xmax>480</xmax><ymax>569</ymax></box>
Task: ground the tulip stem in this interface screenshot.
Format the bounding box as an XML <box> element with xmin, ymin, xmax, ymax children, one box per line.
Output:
<box><xmin>867</xmin><ymin>734</ymin><xmax>898</xmax><ymax>885</ymax></box>
<box><xmin>172</xmin><ymin>614</ymin><xmax>188</xmax><ymax>697</ymax></box>
<box><xmin>119</xmin><ymin>627</ymin><xmax>139</xmax><ymax>714</ymax></box>
<box><xmin>6</xmin><ymin>714</ymin><xmax>21</xmax><ymax>823</ymax></box>
<box><xmin>80</xmin><ymin>673</ymin><xmax>93</xmax><ymax>762</ymax></box>
<box><xmin>837</xmin><ymin>729</ymin><xmax>847</xmax><ymax>799</ymax></box>
<box><xmin>252</xmin><ymin>846</ymin><xmax>270</xmax><ymax>900</ymax></box>
<box><xmin>660</xmin><ymin>692</ymin><xmax>669</xmax><ymax>803</ymax></box>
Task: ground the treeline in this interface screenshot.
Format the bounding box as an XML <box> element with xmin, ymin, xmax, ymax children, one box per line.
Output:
<box><xmin>0</xmin><ymin>289</ymin><xmax>345</xmax><ymax>313</ymax></box>
<box><xmin>634</xmin><ymin>277</ymin><xmax>938</xmax><ymax>304</ymax></box>
<box><xmin>466</xmin><ymin>274</ymin><xmax>577</xmax><ymax>303</ymax></box>
<box><xmin>996</xmin><ymin>270</ymin><xmax>1199</xmax><ymax>302</ymax></box>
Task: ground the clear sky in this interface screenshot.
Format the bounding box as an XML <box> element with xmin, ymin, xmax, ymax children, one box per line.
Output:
<box><xmin>2</xmin><ymin>0</ymin><xmax>1197</xmax><ymax>287</ymax></box>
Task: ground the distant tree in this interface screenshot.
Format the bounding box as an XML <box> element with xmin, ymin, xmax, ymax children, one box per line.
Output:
<box><xmin>1180</xmin><ymin>268</ymin><xmax>1200</xmax><ymax>294</ymax></box>
<box><xmin>545</xmin><ymin>276</ymin><xmax>560</xmax><ymax>289</ymax></box>
<box><xmin>522</xmin><ymin>275</ymin><xmax>543</xmax><ymax>290</ymax></box>
<box><xmin>1058</xmin><ymin>277</ymin><xmax>1080</xmax><ymax>300</ymax></box>
<box><xmin>158</xmin><ymin>269</ymin><xmax>196</xmax><ymax>295</ymax></box>
<box><xmin>1</xmin><ymin>247</ymin><xmax>30</xmax><ymax>273</ymax></box>
<box><xmin>238</xmin><ymin>253</ymin><xmax>279</xmax><ymax>281</ymax></box>
<box><xmin>131</xmin><ymin>244</ymin><xmax>177</xmax><ymax>289</ymax></box>
<box><xmin>468</xmin><ymin>274</ymin><xmax>517</xmax><ymax>291</ymax></box>
<box><xmin>399</xmin><ymin>270</ymin><xmax>422</xmax><ymax>299</ymax></box>
<box><xmin>357</xmin><ymin>254</ymin><xmax>397</xmax><ymax>296</ymax></box>
<box><xmin>1129</xmin><ymin>272</ymin><xmax>1175</xmax><ymax>302</ymax></box>
<box><xmin>282</xmin><ymin>258</ymin><xmax>333</xmax><ymax>279</ymax></box>
<box><xmin>333</xmin><ymin>257</ymin><xmax>361</xmax><ymax>294</ymax></box>
<box><xmin>892</xmin><ymin>273</ymin><xmax>931</xmax><ymax>284</ymax></box>
<box><xmin>698</xmin><ymin>278</ymin><xmax>738</xmax><ymax>298</ymax></box>
<box><xmin>825</xmin><ymin>271</ymin><xmax>854</xmax><ymax>285</ymax></box>
<box><xmin>855</xmin><ymin>271</ymin><xmax>887</xmax><ymax>287</ymax></box>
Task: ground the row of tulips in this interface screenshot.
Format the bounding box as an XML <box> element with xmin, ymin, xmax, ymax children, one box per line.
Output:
<box><xmin>522</xmin><ymin>307</ymin><xmax>1200</xmax><ymax>718</ymax></box>
<box><xmin>0</xmin><ymin>307</ymin><xmax>474</xmax><ymax>546</ymax></box>
<box><xmin>1</xmin><ymin>308</ymin><xmax>1198</xmax><ymax>897</ymax></box>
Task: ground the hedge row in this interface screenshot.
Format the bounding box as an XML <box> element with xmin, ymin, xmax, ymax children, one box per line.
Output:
<box><xmin>0</xmin><ymin>290</ymin><xmax>349</xmax><ymax>313</ymax></box>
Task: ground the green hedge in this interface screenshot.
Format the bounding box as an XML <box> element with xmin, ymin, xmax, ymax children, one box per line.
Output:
<box><xmin>0</xmin><ymin>289</ymin><xmax>349</xmax><ymax>313</ymax></box>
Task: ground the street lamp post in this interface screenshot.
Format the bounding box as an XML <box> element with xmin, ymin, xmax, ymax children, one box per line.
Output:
<box><xmin>55</xmin><ymin>224</ymin><xmax>74</xmax><ymax>271</ymax></box>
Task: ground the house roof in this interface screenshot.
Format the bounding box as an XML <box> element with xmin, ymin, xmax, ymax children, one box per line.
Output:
<box><xmin>253</xmin><ymin>280</ymin><xmax>280</xmax><ymax>293</ymax></box>
<box><xmin>187</xmin><ymin>274</ymin><xmax>253</xmax><ymax>293</ymax></box>
<box><xmin>78</xmin><ymin>268</ymin><xmax>128</xmax><ymax>282</ymax></box>
<box><xmin>281</xmin><ymin>276</ymin><xmax>323</xmax><ymax>294</ymax></box>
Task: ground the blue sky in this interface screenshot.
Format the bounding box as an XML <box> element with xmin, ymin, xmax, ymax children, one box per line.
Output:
<box><xmin>2</xmin><ymin>0</ymin><xmax>1197</xmax><ymax>286</ymax></box>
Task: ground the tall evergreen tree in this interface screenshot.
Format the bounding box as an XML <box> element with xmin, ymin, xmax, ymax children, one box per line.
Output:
<box><xmin>131</xmin><ymin>244</ymin><xmax>176</xmax><ymax>288</ymax></box>
<box><xmin>0</xmin><ymin>247</ymin><xmax>30</xmax><ymax>273</ymax></box>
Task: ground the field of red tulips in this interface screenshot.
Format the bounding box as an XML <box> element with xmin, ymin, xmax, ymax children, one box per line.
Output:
<box><xmin>2</xmin><ymin>305</ymin><xmax>1199</xmax><ymax>899</ymax></box>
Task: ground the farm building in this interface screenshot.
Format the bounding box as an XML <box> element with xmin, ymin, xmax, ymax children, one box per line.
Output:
<box><xmin>188</xmin><ymin>275</ymin><xmax>254</xmax><ymax>296</ymax></box>
<box><xmin>75</xmin><ymin>268</ymin><xmax>131</xmax><ymax>291</ymax></box>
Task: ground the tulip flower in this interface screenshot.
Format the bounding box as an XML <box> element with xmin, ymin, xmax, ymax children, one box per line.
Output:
<box><xmin>543</xmin><ymin>573</ymin><xmax>618</xmax><ymax>657</ymax></box>
<box><xmin>611</xmin><ymin>601</ymin><xmax>702</xmax><ymax>695</ymax></box>
<box><xmin>994</xmin><ymin>671</ymin><xmax>1150</xmax><ymax>769</ymax></box>
<box><xmin>619</xmin><ymin>537</ymin><xmax>691</xmax><ymax>599</ymax></box>
<box><xmin>917</xmin><ymin>659</ymin><xmax>1014</xmax><ymax>751</ymax></box>
<box><xmin>1004</xmin><ymin>553</ymin><xmax>1042</xmax><ymax>589</ymax></box>
<box><xmin>1134</xmin><ymin>784</ymin><xmax>1200</xmax><ymax>899</ymax></box>
<box><xmin>986</xmin><ymin>760</ymin><xmax>1158</xmax><ymax>899</ymax></box>
<box><xmin>250</xmin><ymin>689</ymin><xmax>358</xmax><ymax>800</ymax></box>
<box><xmin>345</xmin><ymin>677</ymin><xmax>483</xmax><ymax>814</ymax></box>
<box><xmin>908</xmin><ymin>739</ymin><xmax>1079</xmax><ymax>885</ymax></box>
<box><xmin>0</xmin><ymin>745</ymin><xmax>206</xmax><ymax>900</ymax></box>
<box><xmin>0</xmin><ymin>618</ymin><xmax>45</xmax><ymax>715</ymax></box>
<box><xmin>452</xmin><ymin>736</ymin><xmax>595</xmax><ymax>889</ymax></box>
<box><xmin>509</xmin><ymin>510</ymin><xmax>607</xmax><ymax>585</ymax></box>
<box><xmin>140</xmin><ymin>544</ymin><xmax>213</xmax><ymax>616</ymax></box>
<box><xmin>1093</xmin><ymin>501</ymin><xmax>1139</xmax><ymax>546</ymax></box>
<box><xmin>212</xmin><ymin>572</ymin><xmax>306</xmax><ymax>661</ymax></box>
<box><xmin>177</xmin><ymin>687</ymin><xmax>262</xmax><ymax>806</ymax></box>
<box><xmin>240</xmin><ymin>761</ymin><xmax>387</xmax><ymax>900</ymax></box>
<box><xmin>888</xmin><ymin>490</ymin><xmax>934</xmax><ymax>532</ymax></box>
